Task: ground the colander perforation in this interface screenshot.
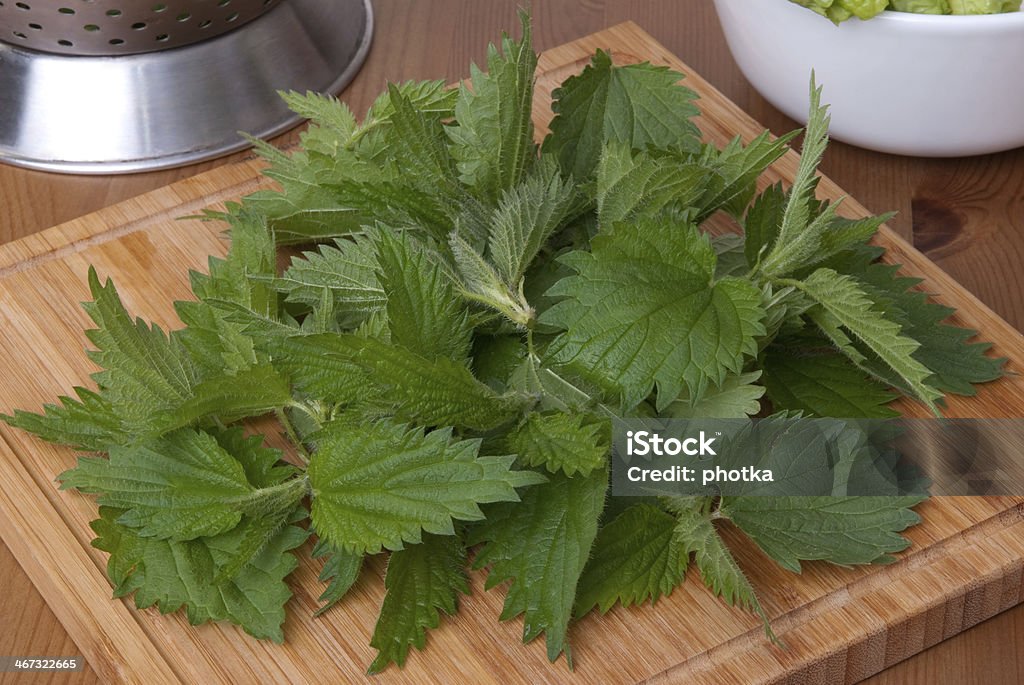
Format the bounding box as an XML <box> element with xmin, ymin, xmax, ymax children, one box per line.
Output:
<box><xmin>0</xmin><ymin>0</ymin><xmax>281</xmax><ymax>55</ymax></box>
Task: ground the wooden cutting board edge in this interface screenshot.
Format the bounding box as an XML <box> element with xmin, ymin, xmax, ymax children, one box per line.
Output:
<box><xmin>1</xmin><ymin>21</ymin><xmax>1023</xmax><ymax>685</ymax></box>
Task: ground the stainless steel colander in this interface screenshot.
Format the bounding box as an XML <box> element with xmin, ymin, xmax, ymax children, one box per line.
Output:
<box><xmin>0</xmin><ymin>0</ymin><xmax>284</xmax><ymax>56</ymax></box>
<box><xmin>0</xmin><ymin>0</ymin><xmax>373</xmax><ymax>173</ymax></box>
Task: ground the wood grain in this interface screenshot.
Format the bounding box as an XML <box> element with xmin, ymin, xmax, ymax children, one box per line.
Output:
<box><xmin>1</xmin><ymin>2</ymin><xmax>1023</xmax><ymax>683</ymax></box>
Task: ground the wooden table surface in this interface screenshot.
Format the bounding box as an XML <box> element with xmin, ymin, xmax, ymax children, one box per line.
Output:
<box><xmin>1</xmin><ymin>1</ymin><xmax>1022</xmax><ymax>683</ymax></box>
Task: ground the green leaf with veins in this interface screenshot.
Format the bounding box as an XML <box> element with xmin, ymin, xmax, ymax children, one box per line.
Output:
<box><xmin>369</xmin><ymin>533</ymin><xmax>469</xmax><ymax>674</ymax></box>
<box><xmin>711</xmin><ymin>233</ymin><xmax>749</xmax><ymax>279</ymax></box>
<box><xmin>376</xmin><ymin>230</ymin><xmax>473</xmax><ymax>362</ymax></box>
<box><xmin>309</xmin><ymin>420</ymin><xmax>544</xmax><ymax>555</ymax></box>
<box><xmin>541</xmin><ymin>217</ymin><xmax>766</xmax><ymax>410</ymax></box>
<box><xmin>83</xmin><ymin>268</ymin><xmax>200</xmax><ymax>430</ymax></box>
<box><xmin>596</xmin><ymin>142</ymin><xmax>710</xmax><ymax>225</ymax></box>
<box><xmin>506</xmin><ymin>412</ymin><xmax>609</xmax><ymax>477</ymax></box>
<box><xmin>543</xmin><ymin>49</ymin><xmax>701</xmax><ymax>180</ymax></box>
<box><xmin>174</xmin><ymin>300</ymin><xmax>259</xmax><ymax>376</ymax></box>
<box><xmin>209</xmin><ymin>426</ymin><xmax>298</xmax><ymax>488</ymax></box>
<box><xmin>60</xmin><ymin>427</ymin><xmax>303</xmax><ymax>541</ymax></box>
<box><xmin>758</xmin><ymin>78</ymin><xmax>832</xmax><ymax>277</ymax></box>
<box><xmin>672</xmin><ymin>503</ymin><xmax>773</xmax><ymax>637</ymax></box>
<box><xmin>2</xmin><ymin>387</ymin><xmax>129</xmax><ymax>452</ymax></box>
<box><xmin>575</xmin><ymin>503</ymin><xmax>687</xmax><ymax>616</ymax></box>
<box><xmin>247</xmin><ymin>82</ymin><xmax>457</xmax><ymax>243</ymax></box>
<box><xmin>281</xmin><ymin>83</ymin><xmax>460</xmax><ymax>164</ymax></box>
<box><xmin>91</xmin><ymin>506</ymin><xmax>307</xmax><ymax>643</ymax></box>
<box><xmin>744</xmin><ymin>181</ymin><xmax>786</xmax><ymax>268</ymax></box>
<box><xmin>148</xmin><ymin>364</ymin><xmax>293</xmax><ymax>435</ymax></box>
<box><xmin>693</xmin><ymin>129</ymin><xmax>798</xmax><ymax>221</ymax></box>
<box><xmin>267</xmin><ymin>233</ymin><xmax>385</xmax><ymax>325</ymax></box>
<box><xmin>447</xmin><ymin>11</ymin><xmax>537</xmax><ymax>202</ymax></box>
<box><xmin>384</xmin><ymin>83</ymin><xmax>463</xmax><ymax>217</ymax></box>
<box><xmin>189</xmin><ymin>208</ymin><xmax>278</xmax><ymax>315</ymax></box>
<box><xmin>471</xmin><ymin>468</ymin><xmax>606</xmax><ymax>663</ymax></box>
<box><xmin>312</xmin><ymin>538</ymin><xmax>364</xmax><ymax>616</ymax></box>
<box><xmin>843</xmin><ymin>256</ymin><xmax>1006</xmax><ymax>396</ymax></box>
<box><xmin>667</xmin><ymin>371</ymin><xmax>766</xmax><ymax>419</ymax></box>
<box><xmin>762</xmin><ymin>340</ymin><xmax>899</xmax><ymax>418</ymax></box>
<box><xmin>796</xmin><ymin>268</ymin><xmax>942</xmax><ymax>411</ymax></box>
<box><xmin>448</xmin><ymin>232</ymin><xmax>534</xmax><ymax>327</ymax></box>
<box><xmin>486</xmin><ymin>159</ymin><xmax>578</xmax><ymax>288</ymax></box>
<box><xmin>272</xmin><ymin>333</ymin><xmax>528</xmax><ymax>430</ymax></box>
<box><xmin>721</xmin><ymin>496</ymin><xmax>925</xmax><ymax>572</ymax></box>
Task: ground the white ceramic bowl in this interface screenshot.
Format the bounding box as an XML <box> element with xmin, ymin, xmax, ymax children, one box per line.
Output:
<box><xmin>713</xmin><ymin>0</ymin><xmax>1024</xmax><ymax>157</ymax></box>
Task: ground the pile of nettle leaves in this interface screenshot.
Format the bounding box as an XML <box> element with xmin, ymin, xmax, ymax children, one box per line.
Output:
<box><xmin>2</xmin><ymin>16</ymin><xmax>1003</xmax><ymax>674</ymax></box>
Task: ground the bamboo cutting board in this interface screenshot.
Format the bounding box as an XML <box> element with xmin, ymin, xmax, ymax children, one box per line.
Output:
<box><xmin>1</xmin><ymin>22</ymin><xmax>1023</xmax><ymax>685</ymax></box>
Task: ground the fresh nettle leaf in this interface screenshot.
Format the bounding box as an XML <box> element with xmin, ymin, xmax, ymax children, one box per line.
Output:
<box><xmin>369</xmin><ymin>533</ymin><xmax>470</xmax><ymax>673</ymax></box>
<box><xmin>189</xmin><ymin>208</ymin><xmax>278</xmax><ymax>315</ymax></box>
<box><xmin>311</xmin><ymin>538</ymin><xmax>363</xmax><ymax>616</ymax></box>
<box><xmin>486</xmin><ymin>159</ymin><xmax>578</xmax><ymax>289</ymax></box>
<box><xmin>720</xmin><ymin>495</ymin><xmax>925</xmax><ymax>572</ymax></box>
<box><xmin>91</xmin><ymin>506</ymin><xmax>307</xmax><ymax>642</ymax></box>
<box><xmin>376</xmin><ymin>230</ymin><xmax>473</xmax><ymax>362</ymax></box>
<box><xmin>174</xmin><ymin>299</ymin><xmax>260</xmax><ymax>377</ymax></box>
<box><xmin>667</xmin><ymin>371</ymin><xmax>766</xmax><ymax>419</ymax></box>
<box><xmin>543</xmin><ymin>49</ymin><xmax>701</xmax><ymax>180</ymax></box>
<box><xmin>711</xmin><ymin>233</ymin><xmax>749</xmax><ymax>279</ymax></box>
<box><xmin>447</xmin><ymin>11</ymin><xmax>537</xmax><ymax>201</ymax></box>
<box><xmin>542</xmin><ymin>217</ymin><xmax>766</xmax><ymax>410</ymax></box>
<box><xmin>60</xmin><ymin>428</ymin><xmax>305</xmax><ymax>541</ymax></box>
<box><xmin>308</xmin><ymin>420</ymin><xmax>544</xmax><ymax>554</ymax></box>
<box><xmin>670</xmin><ymin>503</ymin><xmax>773</xmax><ymax>637</ymax></box>
<box><xmin>575</xmin><ymin>503</ymin><xmax>687</xmax><ymax>616</ymax></box>
<box><xmin>384</xmin><ymin>83</ymin><xmax>464</xmax><ymax>220</ymax></box>
<box><xmin>761</xmin><ymin>340</ymin><xmax>899</xmax><ymax>418</ymax></box>
<box><xmin>693</xmin><ymin>129</ymin><xmax>798</xmax><ymax>221</ymax></box>
<box><xmin>2</xmin><ymin>387</ymin><xmax>129</xmax><ymax>452</ymax></box>
<box><xmin>150</xmin><ymin>364</ymin><xmax>294</xmax><ymax>436</ymax></box>
<box><xmin>744</xmin><ymin>181</ymin><xmax>787</xmax><ymax>269</ymax></box>
<box><xmin>847</xmin><ymin>257</ymin><xmax>1006</xmax><ymax>395</ymax></box>
<box><xmin>44</xmin><ymin>251</ymin><xmax>288</xmax><ymax>445</ymax></box>
<box><xmin>506</xmin><ymin>412</ymin><xmax>609</xmax><ymax>477</ymax></box>
<box><xmin>596</xmin><ymin>143</ymin><xmax>710</xmax><ymax>225</ymax></box>
<box><xmin>279</xmin><ymin>82</ymin><xmax>459</xmax><ymax>164</ymax></box>
<box><xmin>245</xmin><ymin>82</ymin><xmax>458</xmax><ymax>243</ymax></box>
<box><xmin>266</xmin><ymin>233</ymin><xmax>385</xmax><ymax>328</ymax></box>
<box><xmin>82</xmin><ymin>268</ymin><xmax>201</xmax><ymax>431</ymax></box>
<box><xmin>757</xmin><ymin>79</ymin><xmax>834</xmax><ymax>277</ymax></box>
<box><xmin>471</xmin><ymin>468</ymin><xmax>607</xmax><ymax>664</ymax></box>
<box><xmin>792</xmin><ymin>268</ymin><xmax>943</xmax><ymax>411</ymax></box>
<box><xmin>272</xmin><ymin>333</ymin><xmax>528</xmax><ymax>430</ymax></box>
<box><xmin>448</xmin><ymin>232</ymin><xmax>535</xmax><ymax>327</ymax></box>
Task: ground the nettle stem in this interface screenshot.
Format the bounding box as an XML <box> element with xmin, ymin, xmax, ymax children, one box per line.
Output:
<box><xmin>276</xmin><ymin>406</ymin><xmax>313</xmax><ymax>466</ymax></box>
<box><xmin>238</xmin><ymin>475</ymin><xmax>310</xmax><ymax>518</ymax></box>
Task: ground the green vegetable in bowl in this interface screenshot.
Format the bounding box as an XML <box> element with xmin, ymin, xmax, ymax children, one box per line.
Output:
<box><xmin>890</xmin><ymin>0</ymin><xmax>950</xmax><ymax>13</ymax></box>
<box><xmin>791</xmin><ymin>0</ymin><xmax>1021</xmax><ymax>21</ymax></box>
<box><xmin>794</xmin><ymin>0</ymin><xmax>888</xmax><ymax>22</ymax></box>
